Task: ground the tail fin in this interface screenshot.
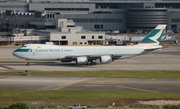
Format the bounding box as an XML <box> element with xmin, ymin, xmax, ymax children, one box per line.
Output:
<box><xmin>138</xmin><ymin>25</ymin><xmax>166</xmax><ymax>45</ymax></box>
<box><xmin>172</xmin><ymin>26</ymin><xmax>177</xmax><ymax>33</ymax></box>
<box><xmin>168</xmin><ymin>26</ymin><xmax>177</xmax><ymax>36</ymax></box>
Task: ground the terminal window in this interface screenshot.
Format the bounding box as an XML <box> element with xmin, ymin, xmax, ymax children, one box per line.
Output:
<box><xmin>62</xmin><ymin>36</ymin><xmax>66</xmax><ymax>39</ymax></box>
<box><xmin>172</xmin><ymin>19</ymin><xmax>179</xmax><ymax>23</ymax></box>
<box><xmin>98</xmin><ymin>36</ymin><xmax>103</xmax><ymax>39</ymax></box>
<box><xmin>81</xmin><ymin>36</ymin><xmax>86</xmax><ymax>39</ymax></box>
<box><xmin>94</xmin><ymin>25</ymin><xmax>103</xmax><ymax>29</ymax></box>
<box><xmin>94</xmin><ymin>25</ymin><xmax>100</xmax><ymax>29</ymax></box>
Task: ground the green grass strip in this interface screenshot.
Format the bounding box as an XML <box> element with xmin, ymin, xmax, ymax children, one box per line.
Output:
<box><xmin>0</xmin><ymin>90</ymin><xmax>180</xmax><ymax>106</ymax></box>
<box><xmin>0</xmin><ymin>70</ymin><xmax>180</xmax><ymax>78</ymax></box>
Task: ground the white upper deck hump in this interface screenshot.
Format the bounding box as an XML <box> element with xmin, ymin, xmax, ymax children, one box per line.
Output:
<box><xmin>24</xmin><ymin>44</ymin><xmax>59</xmax><ymax>48</ymax></box>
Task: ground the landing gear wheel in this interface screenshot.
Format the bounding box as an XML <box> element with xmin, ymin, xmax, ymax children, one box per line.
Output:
<box><xmin>90</xmin><ymin>61</ymin><xmax>93</xmax><ymax>66</ymax></box>
<box><xmin>93</xmin><ymin>62</ymin><xmax>97</xmax><ymax>65</ymax></box>
<box><xmin>87</xmin><ymin>61</ymin><xmax>91</xmax><ymax>66</ymax></box>
<box><xmin>174</xmin><ymin>40</ymin><xmax>178</xmax><ymax>44</ymax></box>
<box><xmin>26</xmin><ymin>61</ymin><xmax>30</xmax><ymax>66</ymax></box>
<box><xmin>89</xmin><ymin>60</ymin><xmax>94</xmax><ymax>66</ymax></box>
<box><xmin>87</xmin><ymin>61</ymin><xmax>96</xmax><ymax>66</ymax></box>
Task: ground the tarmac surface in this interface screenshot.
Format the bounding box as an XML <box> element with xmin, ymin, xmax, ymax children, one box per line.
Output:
<box><xmin>0</xmin><ymin>76</ymin><xmax>180</xmax><ymax>93</ymax></box>
<box><xmin>0</xmin><ymin>46</ymin><xmax>180</xmax><ymax>71</ymax></box>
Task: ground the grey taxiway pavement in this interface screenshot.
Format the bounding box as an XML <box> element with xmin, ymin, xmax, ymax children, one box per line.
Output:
<box><xmin>0</xmin><ymin>76</ymin><xmax>180</xmax><ymax>93</ymax></box>
<box><xmin>0</xmin><ymin>46</ymin><xmax>180</xmax><ymax>93</ymax></box>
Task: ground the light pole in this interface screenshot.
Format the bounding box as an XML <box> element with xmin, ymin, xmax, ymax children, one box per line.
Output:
<box><xmin>59</xmin><ymin>36</ymin><xmax>60</xmax><ymax>45</ymax></box>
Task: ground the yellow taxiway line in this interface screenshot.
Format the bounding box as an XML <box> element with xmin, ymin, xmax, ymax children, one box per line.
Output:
<box><xmin>117</xmin><ymin>85</ymin><xmax>160</xmax><ymax>93</ymax></box>
<box><xmin>0</xmin><ymin>65</ymin><xmax>14</xmax><ymax>70</ymax></box>
<box><xmin>52</xmin><ymin>79</ymin><xmax>93</xmax><ymax>90</ymax></box>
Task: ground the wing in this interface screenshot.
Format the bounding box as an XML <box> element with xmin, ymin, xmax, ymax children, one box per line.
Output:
<box><xmin>61</xmin><ymin>54</ymin><xmax>129</xmax><ymax>61</ymax></box>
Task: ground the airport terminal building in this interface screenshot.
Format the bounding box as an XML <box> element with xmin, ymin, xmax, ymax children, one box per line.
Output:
<box><xmin>0</xmin><ymin>0</ymin><xmax>180</xmax><ymax>44</ymax></box>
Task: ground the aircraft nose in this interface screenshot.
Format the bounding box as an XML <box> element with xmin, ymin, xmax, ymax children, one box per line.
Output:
<box><xmin>12</xmin><ymin>48</ymin><xmax>30</xmax><ymax>59</ymax></box>
<box><xmin>12</xmin><ymin>51</ymin><xmax>18</xmax><ymax>57</ymax></box>
<box><xmin>12</xmin><ymin>49</ymin><xmax>21</xmax><ymax>58</ymax></box>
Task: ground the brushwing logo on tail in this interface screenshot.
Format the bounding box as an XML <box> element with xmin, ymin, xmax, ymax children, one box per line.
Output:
<box><xmin>149</xmin><ymin>29</ymin><xmax>163</xmax><ymax>43</ymax></box>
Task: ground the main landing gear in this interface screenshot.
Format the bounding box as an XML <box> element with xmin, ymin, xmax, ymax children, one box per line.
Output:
<box><xmin>26</xmin><ymin>61</ymin><xmax>30</xmax><ymax>66</ymax></box>
<box><xmin>87</xmin><ymin>60</ymin><xmax>97</xmax><ymax>66</ymax></box>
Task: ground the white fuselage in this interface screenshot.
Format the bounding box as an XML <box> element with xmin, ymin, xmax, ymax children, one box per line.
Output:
<box><xmin>13</xmin><ymin>44</ymin><xmax>154</xmax><ymax>60</ymax></box>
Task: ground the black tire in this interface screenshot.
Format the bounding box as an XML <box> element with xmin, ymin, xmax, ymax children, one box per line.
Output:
<box><xmin>27</xmin><ymin>63</ymin><xmax>30</xmax><ymax>66</ymax></box>
<box><xmin>87</xmin><ymin>62</ymin><xmax>89</xmax><ymax>66</ymax></box>
<box><xmin>174</xmin><ymin>40</ymin><xmax>178</xmax><ymax>44</ymax></box>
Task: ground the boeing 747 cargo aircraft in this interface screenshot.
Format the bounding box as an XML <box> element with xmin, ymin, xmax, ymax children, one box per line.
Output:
<box><xmin>13</xmin><ymin>25</ymin><xmax>166</xmax><ymax>66</ymax></box>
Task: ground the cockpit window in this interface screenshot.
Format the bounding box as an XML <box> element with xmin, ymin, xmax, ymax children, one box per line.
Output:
<box><xmin>14</xmin><ymin>48</ymin><xmax>32</xmax><ymax>52</ymax></box>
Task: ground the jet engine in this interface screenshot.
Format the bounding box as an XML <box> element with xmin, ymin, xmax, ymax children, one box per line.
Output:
<box><xmin>76</xmin><ymin>57</ymin><xmax>88</xmax><ymax>64</ymax></box>
<box><xmin>100</xmin><ymin>55</ymin><xmax>112</xmax><ymax>64</ymax></box>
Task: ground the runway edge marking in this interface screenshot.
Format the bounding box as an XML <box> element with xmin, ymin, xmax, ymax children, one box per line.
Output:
<box><xmin>52</xmin><ymin>78</ymin><xmax>95</xmax><ymax>90</ymax></box>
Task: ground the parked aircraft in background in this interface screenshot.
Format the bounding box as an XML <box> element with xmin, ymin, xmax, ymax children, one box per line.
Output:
<box><xmin>13</xmin><ymin>25</ymin><xmax>166</xmax><ymax>66</ymax></box>
<box><xmin>130</xmin><ymin>26</ymin><xmax>177</xmax><ymax>44</ymax></box>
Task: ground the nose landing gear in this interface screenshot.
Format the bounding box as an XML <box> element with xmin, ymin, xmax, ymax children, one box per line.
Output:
<box><xmin>26</xmin><ymin>61</ymin><xmax>30</xmax><ymax>66</ymax></box>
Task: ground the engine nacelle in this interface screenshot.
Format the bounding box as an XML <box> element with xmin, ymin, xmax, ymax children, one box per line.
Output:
<box><xmin>100</xmin><ymin>55</ymin><xmax>112</xmax><ymax>64</ymax></box>
<box><xmin>76</xmin><ymin>57</ymin><xmax>88</xmax><ymax>65</ymax></box>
